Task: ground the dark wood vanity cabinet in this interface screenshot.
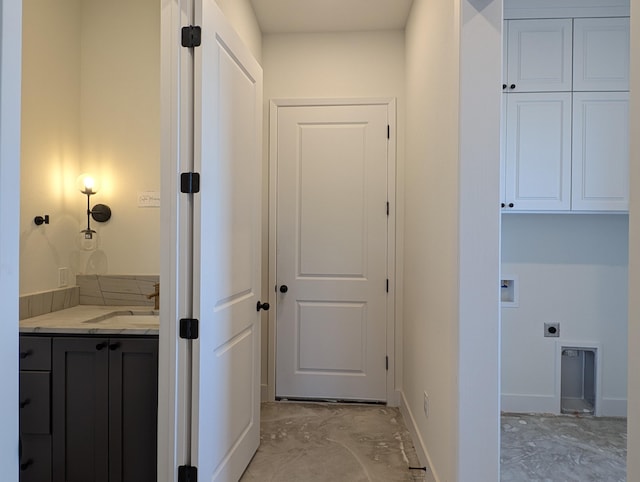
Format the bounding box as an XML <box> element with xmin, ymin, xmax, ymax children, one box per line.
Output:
<box><xmin>19</xmin><ymin>335</ymin><xmax>158</xmax><ymax>482</ymax></box>
<box><xmin>19</xmin><ymin>336</ymin><xmax>53</xmax><ymax>482</ymax></box>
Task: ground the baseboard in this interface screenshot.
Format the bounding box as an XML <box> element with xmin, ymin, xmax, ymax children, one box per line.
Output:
<box><xmin>399</xmin><ymin>391</ymin><xmax>440</xmax><ymax>482</ymax></box>
<box><xmin>501</xmin><ymin>393</ymin><xmax>558</xmax><ymax>414</ymax></box>
<box><xmin>387</xmin><ymin>389</ymin><xmax>401</xmax><ymax>407</ymax></box>
<box><xmin>501</xmin><ymin>393</ymin><xmax>627</xmax><ymax>417</ymax></box>
<box><xmin>601</xmin><ymin>398</ymin><xmax>627</xmax><ymax>417</ymax></box>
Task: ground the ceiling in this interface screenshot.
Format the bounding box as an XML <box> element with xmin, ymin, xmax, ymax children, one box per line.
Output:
<box><xmin>249</xmin><ymin>0</ymin><xmax>415</xmax><ymax>34</ymax></box>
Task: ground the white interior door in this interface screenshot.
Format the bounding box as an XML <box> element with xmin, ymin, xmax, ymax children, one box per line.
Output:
<box><xmin>191</xmin><ymin>1</ymin><xmax>263</xmax><ymax>480</ymax></box>
<box><xmin>275</xmin><ymin>103</ymin><xmax>389</xmax><ymax>402</ymax></box>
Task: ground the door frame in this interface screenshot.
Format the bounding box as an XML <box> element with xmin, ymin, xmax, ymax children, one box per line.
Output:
<box><xmin>266</xmin><ymin>98</ymin><xmax>398</xmax><ymax>405</ymax></box>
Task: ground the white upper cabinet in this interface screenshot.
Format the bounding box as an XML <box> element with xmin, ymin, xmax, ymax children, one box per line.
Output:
<box><xmin>505</xmin><ymin>19</ymin><xmax>573</xmax><ymax>92</ymax></box>
<box><xmin>504</xmin><ymin>93</ymin><xmax>572</xmax><ymax>211</ymax></box>
<box><xmin>573</xmin><ymin>17</ymin><xmax>629</xmax><ymax>91</ymax></box>
<box><xmin>572</xmin><ymin>92</ymin><xmax>629</xmax><ymax>211</ymax></box>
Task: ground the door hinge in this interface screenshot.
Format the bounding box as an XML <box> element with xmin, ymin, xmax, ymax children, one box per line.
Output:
<box><xmin>386</xmin><ymin>202</ymin><xmax>389</xmax><ymax>216</ymax></box>
<box><xmin>386</xmin><ymin>279</ymin><xmax>389</xmax><ymax>293</ymax></box>
<box><xmin>180</xmin><ymin>172</ymin><xmax>200</xmax><ymax>194</ymax></box>
<box><xmin>181</xmin><ymin>26</ymin><xmax>202</xmax><ymax>48</ymax></box>
<box><xmin>178</xmin><ymin>465</ymin><xmax>198</xmax><ymax>482</ymax></box>
<box><xmin>386</xmin><ymin>356</ymin><xmax>389</xmax><ymax>371</ymax></box>
<box><xmin>387</xmin><ymin>125</ymin><xmax>390</xmax><ymax>139</ymax></box>
<box><xmin>179</xmin><ymin>318</ymin><xmax>199</xmax><ymax>340</ymax></box>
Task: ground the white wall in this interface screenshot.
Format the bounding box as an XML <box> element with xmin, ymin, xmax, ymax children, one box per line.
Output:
<box><xmin>20</xmin><ymin>0</ymin><xmax>82</xmax><ymax>294</ymax></box>
<box><xmin>0</xmin><ymin>0</ymin><xmax>22</xmax><ymax>476</ymax></box>
<box><xmin>403</xmin><ymin>0</ymin><xmax>501</xmax><ymax>480</ymax></box>
<box><xmin>20</xmin><ymin>0</ymin><xmax>160</xmax><ymax>296</ymax></box>
<box><xmin>502</xmin><ymin>214</ymin><xmax>629</xmax><ymax>416</ymax></box>
<box><xmin>262</xmin><ymin>30</ymin><xmax>406</xmax><ymax>395</ymax></box>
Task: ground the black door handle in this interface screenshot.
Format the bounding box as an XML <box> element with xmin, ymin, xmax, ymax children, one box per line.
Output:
<box><xmin>279</xmin><ymin>285</ymin><xmax>288</xmax><ymax>293</ymax></box>
<box><xmin>256</xmin><ymin>301</ymin><xmax>270</xmax><ymax>312</ymax></box>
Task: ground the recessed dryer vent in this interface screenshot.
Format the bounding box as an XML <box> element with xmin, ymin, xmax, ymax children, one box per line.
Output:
<box><xmin>561</xmin><ymin>347</ymin><xmax>596</xmax><ymax>415</ymax></box>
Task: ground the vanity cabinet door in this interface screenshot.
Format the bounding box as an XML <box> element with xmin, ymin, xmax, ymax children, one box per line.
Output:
<box><xmin>51</xmin><ymin>336</ymin><xmax>158</xmax><ymax>482</ymax></box>
<box><xmin>108</xmin><ymin>338</ymin><xmax>158</xmax><ymax>482</ymax></box>
<box><xmin>20</xmin><ymin>434</ymin><xmax>52</xmax><ymax>482</ymax></box>
<box><xmin>52</xmin><ymin>338</ymin><xmax>109</xmax><ymax>482</ymax></box>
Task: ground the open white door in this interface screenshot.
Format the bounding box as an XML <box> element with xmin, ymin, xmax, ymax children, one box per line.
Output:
<box><xmin>191</xmin><ymin>1</ymin><xmax>263</xmax><ymax>480</ymax></box>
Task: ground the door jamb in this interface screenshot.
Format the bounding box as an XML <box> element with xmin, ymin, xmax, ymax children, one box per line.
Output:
<box><xmin>266</xmin><ymin>98</ymin><xmax>398</xmax><ymax>405</ymax></box>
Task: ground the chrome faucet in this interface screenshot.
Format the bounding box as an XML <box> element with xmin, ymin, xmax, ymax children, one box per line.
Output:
<box><xmin>146</xmin><ymin>282</ymin><xmax>159</xmax><ymax>310</ymax></box>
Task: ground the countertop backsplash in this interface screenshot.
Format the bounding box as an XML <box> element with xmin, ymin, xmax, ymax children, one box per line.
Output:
<box><xmin>19</xmin><ymin>274</ymin><xmax>159</xmax><ymax>320</ymax></box>
<box><xmin>19</xmin><ymin>286</ymin><xmax>79</xmax><ymax>320</ymax></box>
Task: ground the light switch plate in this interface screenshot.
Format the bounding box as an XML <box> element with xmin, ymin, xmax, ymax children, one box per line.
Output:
<box><xmin>137</xmin><ymin>191</ymin><xmax>160</xmax><ymax>207</ymax></box>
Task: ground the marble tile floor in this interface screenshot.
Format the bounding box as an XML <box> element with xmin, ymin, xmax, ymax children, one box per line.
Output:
<box><xmin>501</xmin><ymin>413</ymin><xmax>627</xmax><ymax>481</ymax></box>
<box><xmin>240</xmin><ymin>401</ymin><xmax>434</xmax><ymax>482</ymax></box>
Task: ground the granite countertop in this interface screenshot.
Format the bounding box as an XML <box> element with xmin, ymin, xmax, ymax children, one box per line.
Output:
<box><xmin>19</xmin><ymin>305</ymin><xmax>159</xmax><ymax>335</ymax></box>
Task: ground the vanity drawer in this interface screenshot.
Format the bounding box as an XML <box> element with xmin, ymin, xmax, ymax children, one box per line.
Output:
<box><xmin>19</xmin><ymin>336</ymin><xmax>51</xmax><ymax>371</ymax></box>
<box><xmin>19</xmin><ymin>371</ymin><xmax>51</xmax><ymax>434</ymax></box>
<box><xmin>20</xmin><ymin>434</ymin><xmax>52</xmax><ymax>482</ymax></box>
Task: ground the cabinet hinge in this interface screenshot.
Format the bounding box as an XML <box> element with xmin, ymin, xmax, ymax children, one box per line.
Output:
<box><xmin>386</xmin><ymin>202</ymin><xmax>389</xmax><ymax>216</ymax></box>
<box><xmin>180</xmin><ymin>172</ymin><xmax>200</xmax><ymax>194</ymax></box>
<box><xmin>386</xmin><ymin>356</ymin><xmax>389</xmax><ymax>371</ymax></box>
<box><xmin>178</xmin><ymin>465</ymin><xmax>198</xmax><ymax>482</ymax></box>
<box><xmin>181</xmin><ymin>26</ymin><xmax>202</xmax><ymax>48</ymax></box>
<box><xmin>387</xmin><ymin>125</ymin><xmax>390</xmax><ymax>139</ymax></box>
<box><xmin>386</xmin><ymin>279</ymin><xmax>389</xmax><ymax>293</ymax></box>
<box><xmin>179</xmin><ymin>318</ymin><xmax>199</xmax><ymax>340</ymax></box>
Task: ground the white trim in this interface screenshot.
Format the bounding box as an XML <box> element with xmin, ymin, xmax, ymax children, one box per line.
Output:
<box><xmin>0</xmin><ymin>0</ymin><xmax>22</xmax><ymax>477</ymax></box>
<box><xmin>399</xmin><ymin>391</ymin><xmax>440</xmax><ymax>482</ymax></box>
<box><xmin>267</xmin><ymin>97</ymin><xmax>398</xmax><ymax>404</ymax></box>
<box><xmin>504</xmin><ymin>0</ymin><xmax>629</xmax><ymax>19</ymax></box>
<box><xmin>158</xmin><ymin>0</ymin><xmax>191</xmax><ymax>480</ymax></box>
<box><xmin>601</xmin><ymin>397</ymin><xmax>628</xmax><ymax>417</ymax></box>
<box><xmin>501</xmin><ymin>394</ymin><xmax>559</xmax><ymax>414</ymax></box>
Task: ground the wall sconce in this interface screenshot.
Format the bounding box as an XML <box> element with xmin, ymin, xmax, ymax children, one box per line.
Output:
<box><xmin>77</xmin><ymin>174</ymin><xmax>111</xmax><ymax>250</ymax></box>
<box><xmin>34</xmin><ymin>215</ymin><xmax>49</xmax><ymax>226</ymax></box>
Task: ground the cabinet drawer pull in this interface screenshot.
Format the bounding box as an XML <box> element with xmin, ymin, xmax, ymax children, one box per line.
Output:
<box><xmin>19</xmin><ymin>349</ymin><xmax>33</xmax><ymax>359</ymax></box>
<box><xmin>510</xmin><ymin>84</ymin><xmax>516</xmax><ymax>89</ymax></box>
<box><xmin>19</xmin><ymin>398</ymin><xmax>31</xmax><ymax>409</ymax></box>
<box><xmin>20</xmin><ymin>459</ymin><xmax>34</xmax><ymax>471</ymax></box>
<box><xmin>508</xmin><ymin>203</ymin><xmax>514</xmax><ymax>208</ymax></box>
<box><xmin>96</xmin><ymin>342</ymin><xmax>108</xmax><ymax>351</ymax></box>
<box><xmin>109</xmin><ymin>342</ymin><xmax>121</xmax><ymax>351</ymax></box>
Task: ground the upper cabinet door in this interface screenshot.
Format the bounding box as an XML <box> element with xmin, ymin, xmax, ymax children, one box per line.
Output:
<box><xmin>572</xmin><ymin>92</ymin><xmax>629</xmax><ymax>211</ymax></box>
<box><xmin>505</xmin><ymin>92</ymin><xmax>572</xmax><ymax>211</ymax></box>
<box><xmin>573</xmin><ymin>17</ymin><xmax>629</xmax><ymax>92</ymax></box>
<box><xmin>506</xmin><ymin>19</ymin><xmax>573</xmax><ymax>92</ymax></box>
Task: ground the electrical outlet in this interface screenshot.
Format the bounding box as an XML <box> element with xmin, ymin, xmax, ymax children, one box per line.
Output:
<box><xmin>423</xmin><ymin>392</ymin><xmax>429</xmax><ymax>418</ymax></box>
<box><xmin>58</xmin><ymin>267</ymin><xmax>69</xmax><ymax>287</ymax></box>
<box><xmin>544</xmin><ymin>322</ymin><xmax>560</xmax><ymax>337</ymax></box>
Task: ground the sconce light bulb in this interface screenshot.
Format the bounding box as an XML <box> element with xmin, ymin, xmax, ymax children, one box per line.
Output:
<box><xmin>77</xmin><ymin>173</ymin><xmax>100</xmax><ymax>194</ymax></box>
